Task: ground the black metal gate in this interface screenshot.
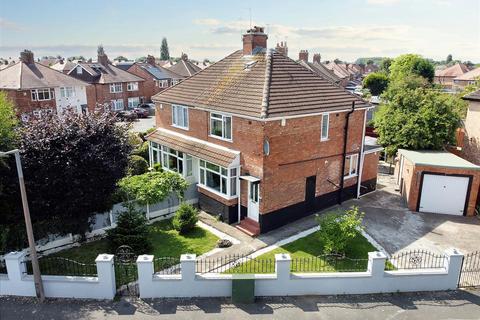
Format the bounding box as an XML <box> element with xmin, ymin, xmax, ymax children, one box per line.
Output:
<box><xmin>114</xmin><ymin>245</ymin><xmax>139</xmax><ymax>297</ymax></box>
<box><xmin>459</xmin><ymin>251</ymin><xmax>480</xmax><ymax>288</ymax></box>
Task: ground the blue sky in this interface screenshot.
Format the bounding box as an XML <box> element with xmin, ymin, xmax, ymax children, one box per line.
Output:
<box><xmin>1</xmin><ymin>0</ymin><xmax>479</xmax><ymax>62</ymax></box>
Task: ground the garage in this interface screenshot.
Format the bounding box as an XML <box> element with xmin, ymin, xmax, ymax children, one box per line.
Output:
<box><xmin>395</xmin><ymin>149</ymin><xmax>480</xmax><ymax>217</ymax></box>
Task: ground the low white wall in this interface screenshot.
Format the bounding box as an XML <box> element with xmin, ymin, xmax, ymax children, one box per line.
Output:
<box><xmin>137</xmin><ymin>249</ymin><xmax>463</xmax><ymax>298</ymax></box>
<box><xmin>0</xmin><ymin>252</ymin><xmax>116</xmax><ymax>300</ymax></box>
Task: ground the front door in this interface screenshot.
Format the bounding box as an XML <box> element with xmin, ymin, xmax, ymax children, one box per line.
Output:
<box><xmin>305</xmin><ymin>175</ymin><xmax>316</xmax><ymax>212</ymax></box>
<box><xmin>247</xmin><ymin>181</ymin><xmax>260</xmax><ymax>221</ymax></box>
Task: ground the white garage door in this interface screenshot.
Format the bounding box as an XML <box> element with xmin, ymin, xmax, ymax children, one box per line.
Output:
<box><xmin>419</xmin><ymin>174</ymin><xmax>469</xmax><ymax>216</ymax></box>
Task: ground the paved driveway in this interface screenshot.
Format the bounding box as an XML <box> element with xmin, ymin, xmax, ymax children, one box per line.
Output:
<box><xmin>342</xmin><ymin>173</ymin><xmax>480</xmax><ymax>254</ymax></box>
<box><xmin>129</xmin><ymin>116</ymin><xmax>155</xmax><ymax>133</ymax></box>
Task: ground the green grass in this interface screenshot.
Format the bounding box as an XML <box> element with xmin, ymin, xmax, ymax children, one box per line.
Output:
<box><xmin>226</xmin><ymin>231</ymin><xmax>376</xmax><ymax>274</ymax></box>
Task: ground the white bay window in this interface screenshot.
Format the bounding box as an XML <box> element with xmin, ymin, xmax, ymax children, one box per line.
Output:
<box><xmin>199</xmin><ymin>160</ymin><xmax>237</xmax><ymax>197</ymax></box>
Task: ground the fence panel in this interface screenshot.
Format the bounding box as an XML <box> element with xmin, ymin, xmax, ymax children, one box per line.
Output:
<box><xmin>23</xmin><ymin>257</ymin><xmax>97</xmax><ymax>277</ymax></box>
<box><xmin>291</xmin><ymin>255</ymin><xmax>369</xmax><ymax>273</ymax></box>
<box><xmin>459</xmin><ymin>251</ymin><xmax>480</xmax><ymax>288</ymax></box>
<box><xmin>385</xmin><ymin>250</ymin><xmax>448</xmax><ymax>270</ymax></box>
<box><xmin>196</xmin><ymin>254</ymin><xmax>275</xmax><ymax>274</ymax></box>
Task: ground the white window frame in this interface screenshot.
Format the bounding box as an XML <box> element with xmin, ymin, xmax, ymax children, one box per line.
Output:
<box><xmin>344</xmin><ymin>153</ymin><xmax>359</xmax><ymax>179</ymax></box>
<box><xmin>209</xmin><ymin>113</ymin><xmax>232</xmax><ymax>141</ymax></box>
<box><xmin>111</xmin><ymin>99</ymin><xmax>124</xmax><ymax>111</ymax></box>
<box><xmin>171</xmin><ymin>104</ymin><xmax>189</xmax><ymax>129</ymax></box>
<box><xmin>127</xmin><ymin>97</ymin><xmax>140</xmax><ymax>109</ymax></box>
<box><xmin>76</xmin><ymin>66</ymin><xmax>83</xmax><ymax>74</ymax></box>
<box><xmin>60</xmin><ymin>87</ymin><xmax>75</xmax><ymax>98</ymax></box>
<box><xmin>199</xmin><ymin>159</ymin><xmax>238</xmax><ymax>198</ymax></box>
<box><xmin>31</xmin><ymin>88</ymin><xmax>54</xmax><ymax>101</ymax></box>
<box><xmin>321</xmin><ymin>113</ymin><xmax>329</xmax><ymax>141</ymax></box>
<box><xmin>109</xmin><ymin>83</ymin><xmax>123</xmax><ymax>93</ymax></box>
<box><xmin>127</xmin><ymin>82</ymin><xmax>138</xmax><ymax>91</ymax></box>
<box><xmin>172</xmin><ymin>79</ymin><xmax>180</xmax><ymax>85</ymax></box>
<box><xmin>156</xmin><ymin>79</ymin><xmax>169</xmax><ymax>88</ymax></box>
<box><xmin>150</xmin><ymin>142</ymin><xmax>193</xmax><ymax>178</ymax></box>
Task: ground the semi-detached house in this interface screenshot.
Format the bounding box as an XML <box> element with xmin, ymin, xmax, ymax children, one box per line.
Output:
<box><xmin>146</xmin><ymin>27</ymin><xmax>381</xmax><ymax>235</ymax></box>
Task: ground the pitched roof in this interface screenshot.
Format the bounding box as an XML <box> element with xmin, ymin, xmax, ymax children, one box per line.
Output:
<box><xmin>138</xmin><ymin>63</ymin><xmax>182</xmax><ymax>80</ymax></box>
<box><xmin>147</xmin><ymin>128</ymin><xmax>240</xmax><ymax>167</ymax></box>
<box><xmin>0</xmin><ymin>60</ymin><xmax>89</xmax><ymax>90</ymax></box>
<box><xmin>454</xmin><ymin>67</ymin><xmax>480</xmax><ymax>81</ymax></box>
<box><xmin>435</xmin><ymin>63</ymin><xmax>469</xmax><ymax>77</ymax></box>
<box><xmin>323</xmin><ymin>62</ymin><xmax>350</xmax><ymax>79</ymax></box>
<box><xmin>50</xmin><ymin>60</ymin><xmax>76</xmax><ymax>72</ymax></box>
<box><xmin>71</xmin><ymin>62</ymin><xmax>144</xmax><ymax>84</ymax></box>
<box><xmin>299</xmin><ymin>60</ymin><xmax>342</xmax><ymax>85</ymax></box>
<box><xmin>463</xmin><ymin>89</ymin><xmax>480</xmax><ymax>101</ymax></box>
<box><xmin>168</xmin><ymin>59</ymin><xmax>202</xmax><ymax>77</ymax></box>
<box><xmin>114</xmin><ymin>61</ymin><xmax>135</xmax><ymax>71</ymax></box>
<box><xmin>153</xmin><ymin>49</ymin><xmax>368</xmax><ymax>119</ymax></box>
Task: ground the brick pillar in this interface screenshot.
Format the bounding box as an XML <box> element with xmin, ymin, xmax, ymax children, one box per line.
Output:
<box><xmin>180</xmin><ymin>254</ymin><xmax>196</xmax><ymax>281</ymax></box>
<box><xmin>95</xmin><ymin>254</ymin><xmax>116</xmax><ymax>299</ymax></box>
<box><xmin>444</xmin><ymin>248</ymin><xmax>464</xmax><ymax>289</ymax></box>
<box><xmin>368</xmin><ymin>251</ymin><xmax>387</xmax><ymax>278</ymax></box>
<box><xmin>136</xmin><ymin>254</ymin><xmax>154</xmax><ymax>298</ymax></box>
<box><xmin>275</xmin><ymin>253</ymin><xmax>291</xmax><ymax>280</ymax></box>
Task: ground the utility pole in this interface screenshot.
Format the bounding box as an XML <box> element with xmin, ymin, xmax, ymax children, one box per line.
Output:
<box><xmin>1</xmin><ymin>149</ymin><xmax>45</xmax><ymax>301</ymax></box>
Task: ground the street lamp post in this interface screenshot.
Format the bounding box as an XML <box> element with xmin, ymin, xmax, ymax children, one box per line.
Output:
<box><xmin>1</xmin><ymin>149</ymin><xmax>45</xmax><ymax>301</ymax></box>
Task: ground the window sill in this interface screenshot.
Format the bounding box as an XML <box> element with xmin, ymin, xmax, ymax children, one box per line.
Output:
<box><xmin>320</xmin><ymin>138</ymin><xmax>329</xmax><ymax>142</ymax></box>
<box><xmin>209</xmin><ymin>134</ymin><xmax>233</xmax><ymax>143</ymax></box>
<box><xmin>198</xmin><ymin>184</ymin><xmax>238</xmax><ymax>201</ymax></box>
<box><xmin>171</xmin><ymin>124</ymin><xmax>189</xmax><ymax>131</ymax></box>
<box><xmin>343</xmin><ymin>174</ymin><xmax>358</xmax><ymax>181</ymax></box>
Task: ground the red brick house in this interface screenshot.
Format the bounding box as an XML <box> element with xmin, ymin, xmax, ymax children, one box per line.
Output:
<box><xmin>298</xmin><ymin>51</ymin><xmax>343</xmax><ymax>87</ymax></box>
<box><xmin>0</xmin><ymin>50</ymin><xmax>94</xmax><ymax>119</ymax></box>
<box><xmin>125</xmin><ymin>55</ymin><xmax>183</xmax><ymax>103</ymax></box>
<box><xmin>67</xmin><ymin>47</ymin><xmax>145</xmax><ymax>111</ymax></box>
<box><xmin>146</xmin><ymin>27</ymin><xmax>381</xmax><ymax>235</ymax></box>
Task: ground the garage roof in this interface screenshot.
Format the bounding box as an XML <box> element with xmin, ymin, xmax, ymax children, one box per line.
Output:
<box><xmin>398</xmin><ymin>149</ymin><xmax>480</xmax><ymax>170</ymax></box>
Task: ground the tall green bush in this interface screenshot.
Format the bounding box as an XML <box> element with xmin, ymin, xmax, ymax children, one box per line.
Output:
<box><xmin>127</xmin><ymin>155</ymin><xmax>149</xmax><ymax>176</ymax></box>
<box><xmin>172</xmin><ymin>203</ymin><xmax>198</xmax><ymax>234</ymax></box>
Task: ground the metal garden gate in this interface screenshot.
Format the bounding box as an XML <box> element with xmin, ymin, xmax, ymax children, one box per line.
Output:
<box><xmin>459</xmin><ymin>251</ymin><xmax>480</xmax><ymax>288</ymax></box>
<box><xmin>114</xmin><ymin>245</ymin><xmax>139</xmax><ymax>297</ymax></box>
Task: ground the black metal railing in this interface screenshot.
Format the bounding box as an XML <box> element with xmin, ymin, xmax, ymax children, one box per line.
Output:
<box><xmin>0</xmin><ymin>259</ymin><xmax>7</xmax><ymax>274</ymax></box>
<box><xmin>385</xmin><ymin>250</ymin><xmax>448</xmax><ymax>270</ymax></box>
<box><xmin>291</xmin><ymin>254</ymin><xmax>369</xmax><ymax>273</ymax></box>
<box><xmin>23</xmin><ymin>257</ymin><xmax>97</xmax><ymax>277</ymax></box>
<box><xmin>459</xmin><ymin>251</ymin><xmax>480</xmax><ymax>288</ymax></box>
<box><xmin>196</xmin><ymin>254</ymin><xmax>275</xmax><ymax>274</ymax></box>
<box><xmin>153</xmin><ymin>257</ymin><xmax>181</xmax><ymax>275</ymax></box>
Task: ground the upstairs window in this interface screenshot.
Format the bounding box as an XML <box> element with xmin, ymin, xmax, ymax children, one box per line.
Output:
<box><xmin>210</xmin><ymin>113</ymin><xmax>232</xmax><ymax>141</ymax></box>
<box><xmin>110</xmin><ymin>83</ymin><xmax>123</xmax><ymax>93</ymax></box>
<box><xmin>321</xmin><ymin>113</ymin><xmax>329</xmax><ymax>141</ymax></box>
<box><xmin>172</xmin><ymin>104</ymin><xmax>189</xmax><ymax>129</ymax></box>
<box><xmin>60</xmin><ymin>87</ymin><xmax>75</xmax><ymax>98</ymax></box>
<box><xmin>127</xmin><ymin>82</ymin><xmax>138</xmax><ymax>91</ymax></box>
<box><xmin>344</xmin><ymin>154</ymin><xmax>359</xmax><ymax>179</ymax></box>
<box><xmin>76</xmin><ymin>66</ymin><xmax>83</xmax><ymax>74</ymax></box>
<box><xmin>31</xmin><ymin>88</ymin><xmax>54</xmax><ymax>101</ymax></box>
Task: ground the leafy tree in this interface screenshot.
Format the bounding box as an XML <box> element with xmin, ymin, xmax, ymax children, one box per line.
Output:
<box><xmin>114</xmin><ymin>55</ymin><xmax>128</xmax><ymax>62</ymax></box>
<box><xmin>363</xmin><ymin>72</ymin><xmax>389</xmax><ymax>96</ymax></box>
<box><xmin>131</xmin><ymin>141</ymin><xmax>149</xmax><ymax>161</ymax></box>
<box><xmin>389</xmin><ymin>54</ymin><xmax>435</xmax><ymax>83</ymax></box>
<box><xmin>0</xmin><ymin>92</ymin><xmax>18</xmax><ymax>150</ymax></box>
<box><xmin>172</xmin><ymin>203</ymin><xmax>198</xmax><ymax>234</ymax></box>
<box><xmin>160</xmin><ymin>37</ymin><xmax>170</xmax><ymax>60</ymax></box>
<box><xmin>374</xmin><ymin>84</ymin><xmax>461</xmax><ymax>156</ymax></box>
<box><xmin>106</xmin><ymin>203</ymin><xmax>151</xmax><ymax>254</ymax></box>
<box><xmin>379</xmin><ymin>57</ymin><xmax>393</xmax><ymax>74</ymax></box>
<box><xmin>334</xmin><ymin>58</ymin><xmax>341</xmax><ymax>64</ymax></box>
<box><xmin>316</xmin><ymin>206</ymin><xmax>364</xmax><ymax>255</ymax></box>
<box><xmin>366</xmin><ymin>59</ymin><xmax>374</xmax><ymax>65</ymax></box>
<box><xmin>12</xmin><ymin>111</ymin><xmax>131</xmax><ymax>242</ymax></box>
<box><xmin>446</xmin><ymin>54</ymin><xmax>453</xmax><ymax>64</ymax></box>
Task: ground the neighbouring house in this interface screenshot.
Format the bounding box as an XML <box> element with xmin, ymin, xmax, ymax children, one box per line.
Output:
<box><xmin>68</xmin><ymin>47</ymin><xmax>146</xmax><ymax>111</ymax></box>
<box><xmin>167</xmin><ymin>53</ymin><xmax>202</xmax><ymax>78</ymax></box>
<box><xmin>434</xmin><ymin>63</ymin><xmax>470</xmax><ymax>89</ymax></box>
<box><xmin>453</xmin><ymin>67</ymin><xmax>480</xmax><ymax>91</ymax></box>
<box><xmin>324</xmin><ymin>61</ymin><xmax>353</xmax><ymax>86</ymax></box>
<box><xmin>459</xmin><ymin>90</ymin><xmax>480</xmax><ymax>166</ymax></box>
<box><xmin>50</xmin><ymin>59</ymin><xmax>77</xmax><ymax>74</ymax></box>
<box><xmin>395</xmin><ymin>149</ymin><xmax>479</xmax><ymax>216</ymax></box>
<box><xmin>0</xmin><ymin>50</ymin><xmax>94</xmax><ymax>119</ymax></box>
<box><xmin>298</xmin><ymin>51</ymin><xmax>344</xmax><ymax>87</ymax></box>
<box><xmin>146</xmin><ymin>26</ymin><xmax>380</xmax><ymax>235</ymax></box>
<box><xmin>125</xmin><ymin>55</ymin><xmax>183</xmax><ymax>103</ymax></box>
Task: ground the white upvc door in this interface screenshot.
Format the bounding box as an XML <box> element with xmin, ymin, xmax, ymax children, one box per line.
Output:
<box><xmin>419</xmin><ymin>174</ymin><xmax>469</xmax><ymax>216</ymax></box>
<box><xmin>247</xmin><ymin>181</ymin><xmax>260</xmax><ymax>222</ymax></box>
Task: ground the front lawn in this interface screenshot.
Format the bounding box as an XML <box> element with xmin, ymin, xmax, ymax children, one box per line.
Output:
<box><xmin>226</xmin><ymin>230</ymin><xmax>376</xmax><ymax>274</ymax></box>
<box><xmin>49</xmin><ymin>218</ymin><xmax>219</xmax><ymax>264</ymax></box>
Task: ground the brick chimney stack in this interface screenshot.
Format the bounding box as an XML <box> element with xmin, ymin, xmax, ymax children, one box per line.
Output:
<box><xmin>97</xmin><ymin>45</ymin><xmax>109</xmax><ymax>66</ymax></box>
<box><xmin>275</xmin><ymin>41</ymin><xmax>288</xmax><ymax>56</ymax></box>
<box><xmin>299</xmin><ymin>50</ymin><xmax>309</xmax><ymax>62</ymax></box>
<box><xmin>181</xmin><ymin>53</ymin><xmax>188</xmax><ymax>61</ymax></box>
<box><xmin>313</xmin><ymin>53</ymin><xmax>321</xmax><ymax>64</ymax></box>
<box><xmin>20</xmin><ymin>50</ymin><xmax>34</xmax><ymax>65</ymax></box>
<box><xmin>146</xmin><ymin>55</ymin><xmax>156</xmax><ymax>65</ymax></box>
<box><xmin>242</xmin><ymin>26</ymin><xmax>268</xmax><ymax>55</ymax></box>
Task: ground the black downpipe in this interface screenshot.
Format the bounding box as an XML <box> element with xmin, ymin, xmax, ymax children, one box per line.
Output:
<box><xmin>338</xmin><ymin>101</ymin><xmax>355</xmax><ymax>204</ymax></box>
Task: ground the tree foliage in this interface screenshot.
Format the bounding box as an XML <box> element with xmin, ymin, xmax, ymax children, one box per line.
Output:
<box><xmin>363</xmin><ymin>72</ymin><xmax>389</xmax><ymax>96</ymax></box>
<box><xmin>10</xmin><ymin>111</ymin><xmax>131</xmax><ymax>243</ymax></box>
<box><xmin>118</xmin><ymin>171</ymin><xmax>188</xmax><ymax>206</ymax></box>
<box><xmin>127</xmin><ymin>155</ymin><xmax>149</xmax><ymax>176</ymax></box>
<box><xmin>106</xmin><ymin>203</ymin><xmax>151</xmax><ymax>254</ymax></box>
<box><xmin>160</xmin><ymin>38</ymin><xmax>170</xmax><ymax>60</ymax></box>
<box><xmin>379</xmin><ymin>57</ymin><xmax>393</xmax><ymax>74</ymax></box>
<box><xmin>172</xmin><ymin>203</ymin><xmax>198</xmax><ymax>234</ymax></box>
<box><xmin>316</xmin><ymin>206</ymin><xmax>364</xmax><ymax>255</ymax></box>
<box><xmin>0</xmin><ymin>92</ymin><xmax>18</xmax><ymax>150</ymax></box>
<box><xmin>446</xmin><ymin>54</ymin><xmax>453</xmax><ymax>64</ymax></box>
<box><xmin>389</xmin><ymin>54</ymin><xmax>435</xmax><ymax>83</ymax></box>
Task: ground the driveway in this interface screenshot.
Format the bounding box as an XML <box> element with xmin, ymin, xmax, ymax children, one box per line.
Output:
<box><xmin>341</xmin><ymin>173</ymin><xmax>480</xmax><ymax>255</ymax></box>
<box><xmin>129</xmin><ymin>116</ymin><xmax>156</xmax><ymax>133</ymax></box>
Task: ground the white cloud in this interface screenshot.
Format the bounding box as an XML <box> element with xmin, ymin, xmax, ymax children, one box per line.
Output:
<box><xmin>193</xmin><ymin>18</ymin><xmax>221</xmax><ymax>26</ymax></box>
<box><xmin>0</xmin><ymin>18</ymin><xmax>25</xmax><ymax>31</ymax></box>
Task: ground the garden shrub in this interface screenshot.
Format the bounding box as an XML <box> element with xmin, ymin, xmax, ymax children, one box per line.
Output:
<box><xmin>106</xmin><ymin>204</ymin><xmax>152</xmax><ymax>255</ymax></box>
<box><xmin>132</xmin><ymin>141</ymin><xmax>149</xmax><ymax>161</ymax></box>
<box><xmin>316</xmin><ymin>206</ymin><xmax>364</xmax><ymax>255</ymax></box>
<box><xmin>172</xmin><ymin>203</ymin><xmax>198</xmax><ymax>234</ymax></box>
<box><xmin>127</xmin><ymin>155</ymin><xmax>149</xmax><ymax>176</ymax></box>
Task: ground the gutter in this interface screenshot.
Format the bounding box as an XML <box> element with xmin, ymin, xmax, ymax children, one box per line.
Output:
<box><xmin>338</xmin><ymin>101</ymin><xmax>355</xmax><ymax>204</ymax></box>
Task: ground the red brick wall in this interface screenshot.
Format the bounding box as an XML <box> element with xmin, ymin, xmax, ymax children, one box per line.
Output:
<box><xmin>92</xmin><ymin>82</ymin><xmax>146</xmax><ymax>109</ymax></box>
<box><xmin>2</xmin><ymin>89</ymin><xmax>57</xmax><ymax>115</ymax></box>
<box><xmin>362</xmin><ymin>152</ymin><xmax>380</xmax><ymax>182</ymax></box>
<box><xmin>126</xmin><ymin>64</ymin><xmax>166</xmax><ymax>103</ymax></box>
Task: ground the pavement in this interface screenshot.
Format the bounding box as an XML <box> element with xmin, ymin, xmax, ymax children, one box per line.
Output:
<box><xmin>1</xmin><ymin>289</ymin><xmax>479</xmax><ymax>319</ymax></box>
<box><xmin>129</xmin><ymin>116</ymin><xmax>156</xmax><ymax>133</ymax></box>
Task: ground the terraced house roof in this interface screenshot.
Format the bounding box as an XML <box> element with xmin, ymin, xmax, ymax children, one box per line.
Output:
<box><xmin>153</xmin><ymin>49</ymin><xmax>368</xmax><ymax>119</ymax></box>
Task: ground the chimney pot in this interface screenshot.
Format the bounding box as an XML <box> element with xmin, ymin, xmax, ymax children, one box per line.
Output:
<box><xmin>242</xmin><ymin>26</ymin><xmax>268</xmax><ymax>55</ymax></box>
<box><xmin>20</xmin><ymin>50</ymin><xmax>34</xmax><ymax>65</ymax></box>
<box><xmin>313</xmin><ymin>53</ymin><xmax>321</xmax><ymax>64</ymax></box>
<box><xmin>275</xmin><ymin>41</ymin><xmax>288</xmax><ymax>56</ymax></box>
<box><xmin>146</xmin><ymin>55</ymin><xmax>156</xmax><ymax>66</ymax></box>
<box><xmin>299</xmin><ymin>50</ymin><xmax>309</xmax><ymax>62</ymax></box>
